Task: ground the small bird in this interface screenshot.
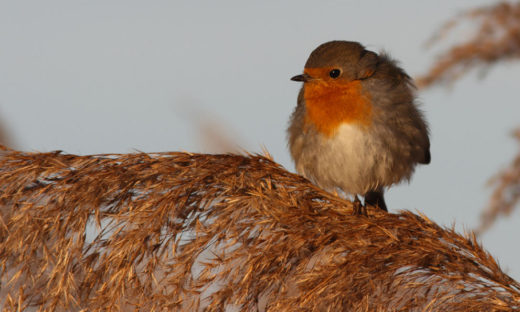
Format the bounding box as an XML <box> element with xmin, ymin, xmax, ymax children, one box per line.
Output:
<box><xmin>287</xmin><ymin>41</ymin><xmax>430</xmax><ymax>211</ymax></box>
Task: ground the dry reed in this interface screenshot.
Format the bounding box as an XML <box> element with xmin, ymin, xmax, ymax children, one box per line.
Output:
<box><xmin>477</xmin><ymin>129</ymin><xmax>520</xmax><ymax>234</ymax></box>
<box><xmin>0</xmin><ymin>146</ymin><xmax>519</xmax><ymax>311</ymax></box>
<box><xmin>416</xmin><ymin>1</ymin><xmax>520</xmax><ymax>233</ymax></box>
<box><xmin>417</xmin><ymin>1</ymin><xmax>520</xmax><ymax>88</ymax></box>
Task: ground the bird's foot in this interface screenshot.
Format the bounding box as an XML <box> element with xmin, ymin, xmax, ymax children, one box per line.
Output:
<box><xmin>352</xmin><ymin>196</ymin><xmax>366</xmax><ymax>216</ymax></box>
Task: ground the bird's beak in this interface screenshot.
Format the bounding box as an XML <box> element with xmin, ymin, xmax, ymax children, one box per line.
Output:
<box><xmin>290</xmin><ymin>73</ymin><xmax>312</xmax><ymax>82</ymax></box>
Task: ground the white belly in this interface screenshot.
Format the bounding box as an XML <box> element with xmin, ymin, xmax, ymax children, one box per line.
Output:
<box><xmin>294</xmin><ymin>123</ymin><xmax>414</xmax><ymax>195</ymax></box>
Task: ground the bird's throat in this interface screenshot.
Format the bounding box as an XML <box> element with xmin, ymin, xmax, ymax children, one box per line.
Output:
<box><xmin>303</xmin><ymin>79</ymin><xmax>372</xmax><ymax>137</ymax></box>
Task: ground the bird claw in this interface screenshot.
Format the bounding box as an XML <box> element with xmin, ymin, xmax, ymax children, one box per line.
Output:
<box><xmin>352</xmin><ymin>196</ymin><xmax>367</xmax><ymax>216</ymax></box>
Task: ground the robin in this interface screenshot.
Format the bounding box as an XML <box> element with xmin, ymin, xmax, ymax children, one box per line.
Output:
<box><xmin>288</xmin><ymin>41</ymin><xmax>430</xmax><ymax>211</ymax></box>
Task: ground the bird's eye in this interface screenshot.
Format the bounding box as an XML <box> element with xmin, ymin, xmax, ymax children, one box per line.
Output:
<box><xmin>329</xmin><ymin>69</ymin><xmax>341</xmax><ymax>78</ymax></box>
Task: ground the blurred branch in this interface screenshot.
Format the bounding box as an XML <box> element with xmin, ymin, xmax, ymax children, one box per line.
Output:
<box><xmin>417</xmin><ymin>2</ymin><xmax>520</xmax><ymax>88</ymax></box>
<box><xmin>175</xmin><ymin>98</ymin><xmax>243</xmax><ymax>153</ymax></box>
<box><xmin>0</xmin><ymin>148</ymin><xmax>519</xmax><ymax>311</ymax></box>
<box><xmin>196</xmin><ymin>115</ymin><xmax>242</xmax><ymax>153</ymax></box>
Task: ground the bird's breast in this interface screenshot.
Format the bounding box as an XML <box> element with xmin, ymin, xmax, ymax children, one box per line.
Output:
<box><xmin>303</xmin><ymin>77</ymin><xmax>372</xmax><ymax>137</ymax></box>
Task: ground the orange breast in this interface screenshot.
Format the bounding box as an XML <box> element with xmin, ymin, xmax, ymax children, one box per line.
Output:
<box><xmin>303</xmin><ymin>68</ymin><xmax>372</xmax><ymax>137</ymax></box>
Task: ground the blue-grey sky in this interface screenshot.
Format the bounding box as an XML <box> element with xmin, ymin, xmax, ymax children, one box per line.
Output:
<box><xmin>1</xmin><ymin>0</ymin><xmax>520</xmax><ymax>279</ymax></box>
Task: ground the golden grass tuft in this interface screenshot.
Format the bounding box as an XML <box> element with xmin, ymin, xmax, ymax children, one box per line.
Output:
<box><xmin>417</xmin><ymin>1</ymin><xmax>520</xmax><ymax>88</ymax></box>
<box><xmin>0</xmin><ymin>146</ymin><xmax>519</xmax><ymax>311</ymax></box>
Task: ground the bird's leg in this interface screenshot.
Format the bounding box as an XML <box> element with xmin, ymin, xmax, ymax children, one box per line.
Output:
<box><xmin>353</xmin><ymin>195</ymin><xmax>363</xmax><ymax>215</ymax></box>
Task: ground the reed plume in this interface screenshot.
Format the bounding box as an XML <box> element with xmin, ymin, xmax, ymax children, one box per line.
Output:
<box><xmin>417</xmin><ymin>1</ymin><xmax>520</xmax><ymax>88</ymax></box>
<box><xmin>477</xmin><ymin>129</ymin><xmax>520</xmax><ymax>234</ymax></box>
<box><xmin>417</xmin><ymin>1</ymin><xmax>520</xmax><ymax>233</ymax></box>
<box><xmin>0</xmin><ymin>146</ymin><xmax>518</xmax><ymax>311</ymax></box>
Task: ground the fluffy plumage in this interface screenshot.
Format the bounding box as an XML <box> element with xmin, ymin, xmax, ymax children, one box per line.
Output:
<box><xmin>288</xmin><ymin>41</ymin><xmax>430</xmax><ymax>210</ymax></box>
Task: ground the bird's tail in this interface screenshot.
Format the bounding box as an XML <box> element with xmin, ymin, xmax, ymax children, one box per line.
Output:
<box><xmin>365</xmin><ymin>188</ymin><xmax>387</xmax><ymax>211</ymax></box>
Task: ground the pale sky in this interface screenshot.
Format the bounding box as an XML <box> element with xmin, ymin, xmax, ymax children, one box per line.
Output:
<box><xmin>1</xmin><ymin>0</ymin><xmax>520</xmax><ymax>279</ymax></box>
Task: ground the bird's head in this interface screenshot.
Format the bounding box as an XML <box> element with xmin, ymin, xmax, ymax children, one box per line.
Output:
<box><xmin>291</xmin><ymin>41</ymin><xmax>380</xmax><ymax>136</ymax></box>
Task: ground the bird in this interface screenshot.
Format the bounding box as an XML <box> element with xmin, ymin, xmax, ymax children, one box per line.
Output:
<box><xmin>287</xmin><ymin>40</ymin><xmax>430</xmax><ymax>211</ymax></box>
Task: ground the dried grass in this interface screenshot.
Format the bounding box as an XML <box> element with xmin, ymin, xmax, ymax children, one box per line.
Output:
<box><xmin>416</xmin><ymin>1</ymin><xmax>520</xmax><ymax>234</ymax></box>
<box><xmin>417</xmin><ymin>1</ymin><xmax>520</xmax><ymax>88</ymax></box>
<box><xmin>0</xmin><ymin>146</ymin><xmax>519</xmax><ymax>311</ymax></box>
<box><xmin>477</xmin><ymin>129</ymin><xmax>520</xmax><ymax>234</ymax></box>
